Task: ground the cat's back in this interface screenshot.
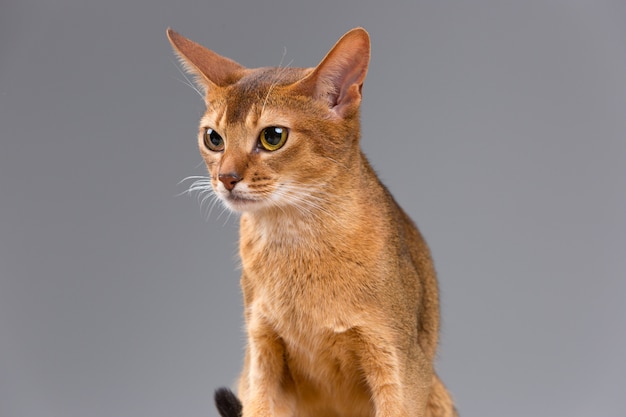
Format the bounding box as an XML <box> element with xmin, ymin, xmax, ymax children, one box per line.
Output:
<box><xmin>359</xmin><ymin>158</ymin><xmax>441</xmax><ymax>357</ymax></box>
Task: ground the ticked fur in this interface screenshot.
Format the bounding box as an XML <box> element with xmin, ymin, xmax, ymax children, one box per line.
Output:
<box><xmin>168</xmin><ymin>27</ymin><xmax>457</xmax><ymax>417</ymax></box>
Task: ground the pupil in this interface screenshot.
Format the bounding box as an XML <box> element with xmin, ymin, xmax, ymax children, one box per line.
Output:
<box><xmin>209</xmin><ymin>130</ymin><xmax>222</xmax><ymax>146</ymax></box>
<box><xmin>266</xmin><ymin>127</ymin><xmax>283</xmax><ymax>145</ymax></box>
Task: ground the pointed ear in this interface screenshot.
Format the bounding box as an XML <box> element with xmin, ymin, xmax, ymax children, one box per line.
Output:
<box><xmin>295</xmin><ymin>27</ymin><xmax>370</xmax><ymax>118</ymax></box>
<box><xmin>166</xmin><ymin>28</ymin><xmax>245</xmax><ymax>93</ymax></box>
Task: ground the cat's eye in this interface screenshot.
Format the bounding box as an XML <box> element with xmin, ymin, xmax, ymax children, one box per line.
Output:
<box><xmin>203</xmin><ymin>128</ymin><xmax>224</xmax><ymax>152</ymax></box>
<box><xmin>258</xmin><ymin>126</ymin><xmax>288</xmax><ymax>151</ymax></box>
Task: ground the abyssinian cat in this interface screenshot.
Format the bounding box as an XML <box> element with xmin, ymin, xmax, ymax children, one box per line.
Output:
<box><xmin>167</xmin><ymin>27</ymin><xmax>457</xmax><ymax>417</ymax></box>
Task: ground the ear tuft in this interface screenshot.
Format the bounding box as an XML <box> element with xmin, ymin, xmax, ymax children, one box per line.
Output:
<box><xmin>166</xmin><ymin>28</ymin><xmax>246</xmax><ymax>92</ymax></box>
<box><xmin>296</xmin><ymin>27</ymin><xmax>371</xmax><ymax>118</ymax></box>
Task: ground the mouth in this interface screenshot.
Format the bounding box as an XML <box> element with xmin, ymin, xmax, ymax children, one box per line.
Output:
<box><xmin>222</xmin><ymin>192</ymin><xmax>263</xmax><ymax>211</ymax></box>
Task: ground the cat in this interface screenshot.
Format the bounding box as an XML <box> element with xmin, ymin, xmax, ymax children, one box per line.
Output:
<box><xmin>167</xmin><ymin>27</ymin><xmax>458</xmax><ymax>417</ymax></box>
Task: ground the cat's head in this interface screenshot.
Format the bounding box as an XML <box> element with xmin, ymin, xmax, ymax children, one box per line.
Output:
<box><xmin>168</xmin><ymin>28</ymin><xmax>370</xmax><ymax>215</ymax></box>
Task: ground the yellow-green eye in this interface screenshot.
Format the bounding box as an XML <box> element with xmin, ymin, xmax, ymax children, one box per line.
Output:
<box><xmin>259</xmin><ymin>126</ymin><xmax>288</xmax><ymax>151</ymax></box>
<box><xmin>203</xmin><ymin>128</ymin><xmax>224</xmax><ymax>152</ymax></box>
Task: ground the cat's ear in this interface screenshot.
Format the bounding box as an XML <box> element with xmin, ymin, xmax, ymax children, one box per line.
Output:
<box><xmin>167</xmin><ymin>28</ymin><xmax>245</xmax><ymax>94</ymax></box>
<box><xmin>295</xmin><ymin>27</ymin><xmax>370</xmax><ymax>118</ymax></box>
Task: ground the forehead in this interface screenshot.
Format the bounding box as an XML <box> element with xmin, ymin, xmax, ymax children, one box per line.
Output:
<box><xmin>207</xmin><ymin>67</ymin><xmax>311</xmax><ymax>125</ymax></box>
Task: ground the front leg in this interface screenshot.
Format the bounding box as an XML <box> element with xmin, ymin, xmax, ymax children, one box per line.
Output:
<box><xmin>238</xmin><ymin>311</ymin><xmax>293</xmax><ymax>417</ymax></box>
<box><xmin>354</xmin><ymin>327</ymin><xmax>433</xmax><ymax>417</ymax></box>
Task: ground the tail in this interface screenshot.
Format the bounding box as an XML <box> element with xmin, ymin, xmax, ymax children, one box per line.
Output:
<box><xmin>214</xmin><ymin>387</ymin><xmax>242</xmax><ymax>417</ymax></box>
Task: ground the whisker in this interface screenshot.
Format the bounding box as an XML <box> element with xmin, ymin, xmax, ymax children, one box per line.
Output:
<box><xmin>222</xmin><ymin>209</ymin><xmax>235</xmax><ymax>226</ymax></box>
<box><xmin>278</xmin><ymin>46</ymin><xmax>288</xmax><ymax>68</ymax></box>
<box><xmin>216</xmin><ymin>204</ymin><xmax>233</xmax><ymax>224</ymax></box>
<box><xmin>261</xmin><ymin>48</ymin><xmax>294</xmax><ymax>115</ymax></box>
<box><xmin>272</xmin><ymin>182</ymin><xmax>337</xmax><ymax>221</ymax></box>
<box><xmin>206</xmin><ymin>194</ymin><xmax>222</xmax><ymax>219</ymax></box>
<box><xmin>199</xmin><ymin>190</ymin><xmax>214</xmax><ymax>208</ymax></box>
<box><xmin>170</xmin><ymin>58</ymin><xmax>204</xmax><ymax>99</ymax></box>
<box><xmin>176</xmin><ymin>176</ymin><xmax>208</xmax><ymax>197</ymax></box>
<box><xmin>178</xmin><ymin>175</ymin><xmax>209</xmax><ymax>185</ymax></box>
<box><xmin>178</xmin><ymin>174</ymin><xmax>233</xmax><ymax>221</ymax></box>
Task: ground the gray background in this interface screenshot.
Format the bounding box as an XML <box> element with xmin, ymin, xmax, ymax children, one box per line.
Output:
<box><xmin>1</xmin><ymin>1</ymin><xmax>625</xmax><ymax>416</ymax></box>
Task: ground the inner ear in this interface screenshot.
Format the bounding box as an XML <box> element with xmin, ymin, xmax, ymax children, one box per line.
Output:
<box><xmin>295</xmin><ymin>28</ymin><xmax>370</xmax><ymax>117</ymax></box>
<box><xmin>167</xmin><ymin>28</ymin><xmax>246</xmax><ymax>93</ymax></box>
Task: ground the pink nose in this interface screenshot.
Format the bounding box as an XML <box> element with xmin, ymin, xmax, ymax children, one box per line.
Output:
<box><xmin>218</xmin><ymin>173</ymin><xmax>242</xmax><ymax>191</ymax></box>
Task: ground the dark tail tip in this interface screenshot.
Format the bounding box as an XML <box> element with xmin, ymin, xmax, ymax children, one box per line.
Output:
<box><xmin>214</xmin><ymin>387</ymin><xmax>242</xmax><ymax>417</ymax></box>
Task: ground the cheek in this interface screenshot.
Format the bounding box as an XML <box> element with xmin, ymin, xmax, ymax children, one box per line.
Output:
<box><xmin>272</xmin><ymin>141</ymin><xmax>335</xmax><ymax>184</ymax></box>
<box><xmin>202</xmin><ymin>154</ymin><xmax>220</xmax><ymax>178</ymax></box>
<box><xmin>274</xmin><ymin>133</ymin><xmax>313</xmax><ymax>166</ymax></box>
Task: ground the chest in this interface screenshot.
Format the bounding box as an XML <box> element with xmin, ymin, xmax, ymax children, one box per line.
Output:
<box><xmin>243</xmin><ymin>247</ymin><xmax>362</xmax><ymax>334</ymax></box>
<box><xmin>238</xmin><ymin>213</ymin><xmax>390</xmax><ymax>336</ymax></box>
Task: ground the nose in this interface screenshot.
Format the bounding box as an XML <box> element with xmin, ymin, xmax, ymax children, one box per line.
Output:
<box><xmin>218</xmin><ymin>172</ymin><xmax>242</xmax><ymax>191</ymax></box>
